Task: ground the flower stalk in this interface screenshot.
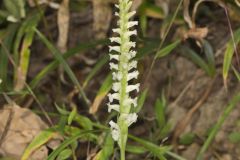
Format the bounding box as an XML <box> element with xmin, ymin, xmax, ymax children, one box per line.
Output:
<box><xmin>108</xmin><ymin>0</ymin><xmax>139</xmax><ymax>159</ymax></box>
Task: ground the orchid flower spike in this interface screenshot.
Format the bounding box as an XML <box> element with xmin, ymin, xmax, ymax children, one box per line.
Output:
<box><xmin>107</xmin><ymin>0</ymin><xmax>140</xmax><ymax>159</ymax></box>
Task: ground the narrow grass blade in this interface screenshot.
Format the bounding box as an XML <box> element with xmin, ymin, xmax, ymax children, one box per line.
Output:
<box><xmin>94</xmin><ymin>133</ymin><xmax>114</xmax><ymax>160</ymax></box>
<box><xmin>0</xmin><ymin>24</ymin><xmax>18</xmax><ymax>91</ymax></box>
<box><xmin>156</xmin><ymin>39</ymin><xmax>180</xmax><ymax>58</ymax></box>
<box><xmin>21</xmin><ymin>128</ymin><xmax>58</xmax><ymax>160</ymax></box>
<box><xmin>47</xmin><ymin>130</ymin><xmax>99</xmax><ymax>160</ymax></box>
<box><xmin>134</xmin><ymin>88</ymin><xmax>148</xmax><ymax>113</ymax></box>
<box><xmin>29</xmin><ymin>39</ymin><xmax>108</xmax><ymax>89</ymax></box>
<box><xmin>34</xmin><ymin>29</ymin><xmax>90</xmax><ymax>105</ymax></box>
<box><xmin>181</xmin><ymin>46</ymin><xmax>211</xmax><ymax>76</ymax></box>
<box><xmin>196</xmin><ymin>92</ymin><xmax>240</xmax><ymax>160</ymax></box>
<box><xmin>89</xmin><ymin>73</ymin><xmax>113</xmax><ymax>114</ymax></box>
<box><xmin>15</xmin><ymin>16</ymin><xmax>41</xmax><ymax>90</ymax></box>
<box><xmin>223</xmin><ymin>28</ymin><xmax>240</xmax><ymax>86</ymax></box>
<box><xmin>128</xmin><ymin>134</ymin><xmax>171</xmax><ymax>159</ymax></box>
<box><xmin>83</xmin><ymin>54</ymin><xmax>108</xmax><ymax>88</ymax></box>
<box><xmin>203</xmin><ymin>40</ymin><xmax>216</xmax><ymax>76</ymax></box>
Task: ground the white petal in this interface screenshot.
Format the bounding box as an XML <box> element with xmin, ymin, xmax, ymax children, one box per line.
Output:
<box><xmin>126</xmin><ymin>30</ymin><xmax>137</xmax><ymax>37</ymax></box>
<box><xmin>108</xmin><ymin>93</ymin><xmax>120</xmax><ymax>102</ymax></box>
<box><xmin>109</xmin><ymin>54</ymin><xmax>119</xmax><ymax>61</ymax></box>
<box><xmin>110</xmin><ymin>37</ymin><xmax>121</xmax><ymax>44</ymax></box>
<box><xmin>113</xmin><ymin>72</ymin><xmax>122</xmax><ymax>81</ymax></box>
<box><xmin>115</xmin><ymin>4</ymin><xmax>119</xmax><ymax>9</ymax></box>
<box><xmin>125</xmin><ymin>1</ymin><xmax>133</xmax><ymax>11</ymax></box>
<box><xmin>109</xmin><ymin>62</ymin><xmax>118</xmax><ymax>70</ymax></box>
<box><xmin>127</xmin><ymin>50</ymin><xmax>137</xmax><ymax>60</ymax></box>
<box><xmin>128</xmin><ymin>60</ymin><xmax>137</xmax><ymax>70</ymax></box>
<box><xmin>127</xmin><ymin>11</ymin><xmax>136</xmax><ymax>19</ymax></box>
<box><xmin>107</xmin><ymin>103</ymin><xmax>120</xmax><ymax>112</ymax></box>
<box><xmin>112</xmin><ymin>82</ymin><xmax>121</xmax><ymax>92</ymax></box>
<box><xmin>109</xmin><ymin>120</ymin><xmax>120</xmax><ymax>141</ymax></box>
<box><xmin>112</xmin><ymin>28</ymin><xmax>121</xmax><ymax>34</ymax></box>
<box><xmin>126</xmin><ymin>83</ymin><xmax>140</xmax><ymax>93</ymax></box>
<box><xmin>125</xmin><ymin>113</ymin><xmax>138</xmax><ymax>126</ymax></box>
<box><xmin>115</xmin><ymin>12</ymin><xmax>119</xmax><ymax>16</ymax></box>
<box><xmin>127</xmin><ymin>21</ymin><xmax>138</xmax><ymax>28</ymax></box>
<box><xmin>126</xmin><ymin>42</ymin><xmax>136</xmax><ymax>48</ymax></box>
<box><xmin>123</xmin><ymin>97</ymin><xmax>138</xmax><ymax>107</ymax></box>
<box><xmin>127</xmin><ymin>70</ymin><xmax>139</xmax><ymax>81</ymax></box>
<box><xmin>109</xmin><ymin>46</ymin><xmax>120</xmax><ymax>52</ymax></box>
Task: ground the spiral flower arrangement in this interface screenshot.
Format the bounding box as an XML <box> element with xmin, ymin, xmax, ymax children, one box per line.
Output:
<box><xmin>107</xmin><ymin>0</ymin><xmax>139</xmax><ymax>159</ymax></box>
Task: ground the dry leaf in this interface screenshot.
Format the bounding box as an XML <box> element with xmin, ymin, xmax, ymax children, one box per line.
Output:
<box><xmin>57</xmin><ymin>0</ymin><xmax>69</xmax><ymax>53</ymax></box>
<box><xmin>183</xmin><ymin>27</ymin><xmax>209</xmax><ymax>40</ymax></box>
<box><xmin>0</xmin><ymin>104</ymin><xmax>48</xmax><ymax>159</ymax></box>
<box><xmin>93</xmin><ymin>0</ymin><xmax>112</xmax><ymax>40</ymax></box>
<box><xmin>236</xmin><ymin>0</ymin><xmax>240</xmax><ymax>7</ymax></box>
<box><xmin>132</xmin><ymin>0</ymin><xmax>144</xmax><ymax>11</ymax></box>
<box><xmin>183</xmin><ymin>0</ymin><xmax>194</xmax><ymax>29</ymax></box>
<box><xmin>155</xmin><ymin>0</ymin><xmax>169</xmax><ymax>16</ymax></box>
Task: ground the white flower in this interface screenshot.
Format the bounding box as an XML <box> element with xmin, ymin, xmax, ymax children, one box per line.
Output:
<box><xmin>126</xmin><ymin>42</ymin><xmax>136</xmax><ymax>48</ymax></box>
<box><xmin>109</xmin><ymin>54</ymin><xmax>119</xmax><ymax>61</ymax></box>
<box><xmin>127</xmin><ymin>21</ymin><xmax>138</xmax><ymax>28</ymax></box>
<box><xmin>0</xmin><ymin>79</ymin><xmax>2</xmax><ymax>84</ymax></box>
<box><xmin>108</xmin><ymin>93</ymin><xmax>120</xmax><ymax>102</ymax></box>
<box><xmin>112</xmin><ymin>28</ymin><xmax>121</xmax><ymax>34</ymax></box>
<box><xmin>109</xmin><ymin>62</ymin><xmax>118</xmax><ymax>70</ymax></box>
<box><xmin>107</xmin><ymin>103</ymin><xmax>120</xmax><ymax>112</ymax></box>
<box><xmin>124</xmin><ymin>113</ymin><xmax>138</xmax><ymax>126</ymax></box>
<box><xmin>112</xmin><ymin>82</ymin><xmax>121</xmax><ymax>92</ymax></box>
<box><xmin>127</xmin><ymin>51</ymin><xmax>137</xmax><ymax>60</ymax></box>
<box><xmin>126</xmin><ymin>84</ymin><xmax>140</xmax><ymax>93</ymax></box>
<box><xmin>128</xmin><ymin>60</ymin><xmax>137</xmax><ymax>70</ymax></box>
<box><xmin>127</xmin><ymin>11</ymin><xmax>136</xmax><ymax>19</ymax></box>
<box><xmin>127</xmin><ymin>70</ymin><xmax>139</xmax><ymax>81</ymax></box>
<box><xmin>110</xmin><ymin>37</ymin><xmax>121</xmax><ymax>44</ymax></box>
<box><xmin>112</xmin><ymin>72</ymin><xmax>122</xmax><ymax>81</ymax></box>
<box><xmin>125</xmin><ymin>30</ymin><xmax>137</xmax><ymax>37</ymax></box>
<box><xmin>109</xmin><ymin>120</ymin><xmax>120</xmax><ymax>141</ymax></box>
<box><xmin>123</xmin><ymin>97</ymin><xmax>138</xmax><ymax>107</ymax></box>
<box><xmin>109</xmin><ymin>46</ymin><xmax>120</xmax><ymax>52</ymax></box>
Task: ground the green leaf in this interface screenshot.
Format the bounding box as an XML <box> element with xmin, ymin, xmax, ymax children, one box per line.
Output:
<box><xmin>56</xmin><ymin>149</ymin><xmax>72</xmax><ymax>160</ymax></box>
<box><xmin>181</xmin><ymin>46</ymin><xmax>211</xmax><ymax>76</ymax></box>
<box><xmin>223</xmin><ymin>28</ymin><xmax>240</xmax><ymax>85</ymax></box>
<box><xmin>156</xmin><ymin>39</ymin><xmax>181</xmax><ymax>58</ymax></box>
<box><xmin>21</xmin><ymin>128</ymin><xmax>58</xmax><ymax>160</ymax></box>
<box><xmin>126</xmin><ymin>145</ymin><xmax>147</xmax><ymax>154</ymax></box>
<box><xmin>154</xmin><ymin>97</ymin><xmax>166</xmax><ymax>129</ymax></box>
<box><xmin>228</xmin><ymin>132</ymin><xmax>240</xmax><ymax>143</ymax></box>
<box><xmin>47</xmin><ymin>130</ymin><xmax>99</xmax><ymax>160</ymax></box>
<box><xmin>128</xmin><ymin>134</ymin><xmax>171</xmax><ymax>159</ymax></box>
<box><xmin>0</xmin><ymin>24</ymin><xmax>18</xmax><ymax>91</ymax></box>
<box><xmin>232</xmin><ymin>66</ymin><xmax>240</xmax><ymax>81</ymax></box>
<box><xmin>179</xmin><ymin>133</ymin><xmax>195</xmax><ymax>145</ymax></box>
<box><xmin>34</xmin><ymin>29</ymin><xmax>90</xmax><ymax>105</ymax></box>
<box><xmin>202</xmin><ymin>40</ymin><xmax>216</xmax><ymax>76</ymax></box>
<box><xmin>134</xmin><ymin>88</ymin><xmax>148</xmax><ymax>113</ymax></box>
<box><xmin>74</xmin><ymin>114</ymin><xmax>93</xmax><ymax>130</ymax></box>
<box><xmin>94</xmin><ymin>133</ymin><xmax>114</xmax><ymax>160</ymax></box>
<box><xmin>14</xmin><ymin>13</ymin><xmax>41</xmax><ymax>90</ymax></box>
<box><xmin>68</xmin><ymin>105</ymin><xmax>77</xmax><ymax>125</ymax></box>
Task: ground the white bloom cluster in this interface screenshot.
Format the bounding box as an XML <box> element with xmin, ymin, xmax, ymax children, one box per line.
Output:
<box><xmin>108</xmin><ymin>0</ymin><xmax>139</xmax><ymax>141</ymax></box>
